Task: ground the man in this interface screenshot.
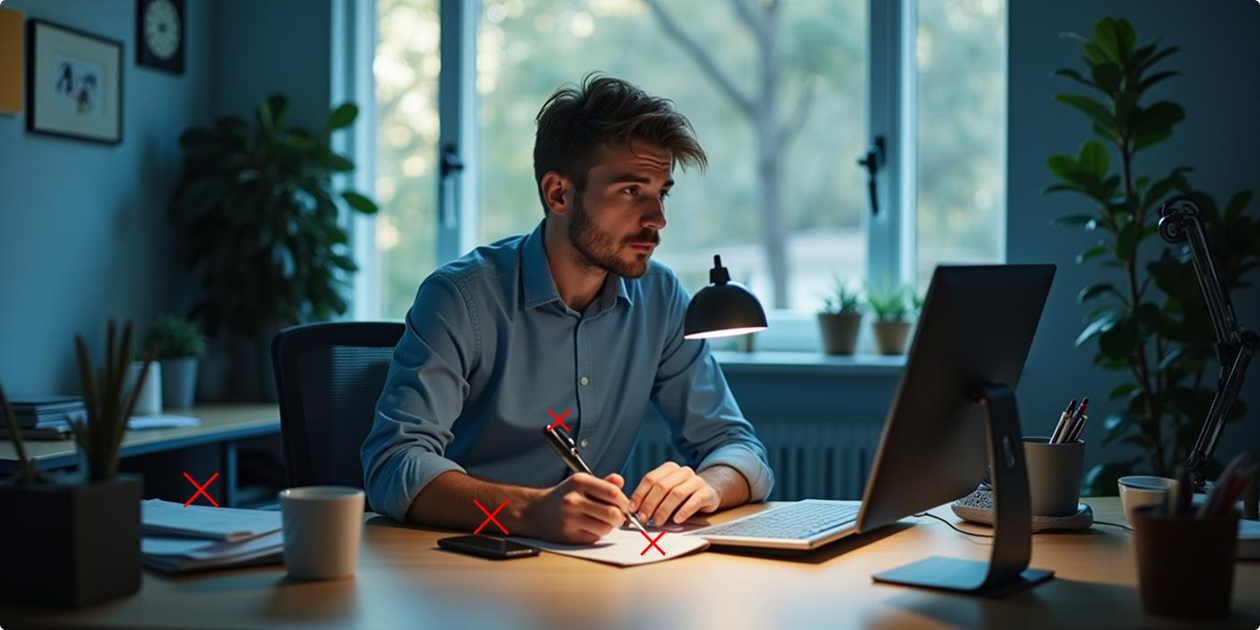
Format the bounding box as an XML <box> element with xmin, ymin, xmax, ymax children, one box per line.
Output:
<box><xmin>361</xmin><ymin>74</ymin><xmax>773</xmax><ymax>544</ymax></box>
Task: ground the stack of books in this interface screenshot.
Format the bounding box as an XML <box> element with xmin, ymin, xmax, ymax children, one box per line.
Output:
<box><xmin>140</xmin><ymin>499</ymin><xmax>285</xmax><ymax>573</ymax></box>
<box><xmin>0</xmin><ymin>395</ymin><xmax>86</xmax><ymax>439</ymax></box>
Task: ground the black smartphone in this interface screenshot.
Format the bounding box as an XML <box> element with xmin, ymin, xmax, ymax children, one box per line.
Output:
<box><xmin>437</xmin><ymin>535</ymin><xmax>539</xmax><ymax>560</ymax></box>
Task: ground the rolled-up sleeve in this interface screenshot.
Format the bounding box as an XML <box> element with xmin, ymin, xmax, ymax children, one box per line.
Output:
<box><xmin>361</xmin><ymin>272</ymin><xmax>478</xmax><ymax>521</ymax></box>
<box><xmin>649</xmin><ymin>276</ymin><xmax>775</xmax><ymax>502</ymax></box>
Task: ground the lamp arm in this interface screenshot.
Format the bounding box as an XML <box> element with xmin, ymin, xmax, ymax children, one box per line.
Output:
<box><xmin>1159</xmin><ymin>196</ymin><xmax>1259</xmax><ymax>489</ymax></box>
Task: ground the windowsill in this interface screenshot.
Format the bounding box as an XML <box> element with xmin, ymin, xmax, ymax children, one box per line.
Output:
<box><xmin>712</xmin><ymin>350</ymin><xmax>906</xmax><ymax>377</ymax></box>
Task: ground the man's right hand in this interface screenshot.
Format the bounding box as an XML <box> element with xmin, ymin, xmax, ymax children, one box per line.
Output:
<box><xmin>523</xmin><ymin>472</ymin><xmax>630</xmax><ymax>544</ymax></box>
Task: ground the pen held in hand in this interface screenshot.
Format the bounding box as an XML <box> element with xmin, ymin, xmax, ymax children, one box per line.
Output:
<box><xmin>542</xmin><ymin>425</ymin><xmax>649</xmax><ymax>535</ymax></box>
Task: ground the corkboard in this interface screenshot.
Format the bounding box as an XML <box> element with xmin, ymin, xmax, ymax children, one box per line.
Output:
<box><xmin>0</xmin><ymin>8</ymin><xmax>22</xmax><ymax>115</ymax></box>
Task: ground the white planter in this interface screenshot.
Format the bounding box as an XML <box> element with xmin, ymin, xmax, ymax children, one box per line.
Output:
<box><xmin>125</xmin><ymin>361</ymin><xmax>162</xmax><ymax>415</ymax></box>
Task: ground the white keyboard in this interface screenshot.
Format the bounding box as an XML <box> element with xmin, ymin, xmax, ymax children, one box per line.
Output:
<box><xmin>693</xmin><ymin>500</ymin><xmax>860</xmax><ymax>540</ymax></box>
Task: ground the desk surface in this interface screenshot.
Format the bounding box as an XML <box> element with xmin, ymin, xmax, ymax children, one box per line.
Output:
<box><xmin>0</xmin><ymin>404</ymin><xmax>280</xmax><ymax>471</ymax></box>
<box><xmin>1</xmin><ymin>497</ymin><xmax>1255</xmax><ymax>629</ymax></box>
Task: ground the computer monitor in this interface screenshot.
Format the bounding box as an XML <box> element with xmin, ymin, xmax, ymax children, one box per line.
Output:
<box><xmin>853</xmin><ymin>264</ymin><xmax>1057</xmax><ymax>597</ymax></box>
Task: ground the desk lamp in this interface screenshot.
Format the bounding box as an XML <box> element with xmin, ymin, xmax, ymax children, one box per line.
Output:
<box><xmin>684</xmin><ymin>255</ymin><xmax>768</xmax><ymax>340</ymax></box>
<box><xmin>1158</xmin><ymin>197</ymin><xmax>1258</xmax><ymax>490</ymax></box>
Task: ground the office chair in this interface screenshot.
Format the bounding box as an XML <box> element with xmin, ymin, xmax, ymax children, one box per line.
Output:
<box><xmin>271</xmin><ymin>322</ymin><xmax>404</xmax><ymax>490</ymax></box>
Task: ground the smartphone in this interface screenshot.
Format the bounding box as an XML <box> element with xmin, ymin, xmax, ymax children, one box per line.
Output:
<box><xmin>437</xmin><ymin>535</ymin><xmax>539</xmax><ymax>560</ymax></box>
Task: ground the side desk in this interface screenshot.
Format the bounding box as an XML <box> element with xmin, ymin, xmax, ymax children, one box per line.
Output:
<box><xmin>0</xmin><ymin>404</ymin><xmax>280</xmax><ymax>507</ymax></box>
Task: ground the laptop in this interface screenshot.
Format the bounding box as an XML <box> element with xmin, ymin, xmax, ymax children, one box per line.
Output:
<box><xmin>687</xmin><ymin>264</ymin><xmax>1056</xmax><ymax>551</ymax></box>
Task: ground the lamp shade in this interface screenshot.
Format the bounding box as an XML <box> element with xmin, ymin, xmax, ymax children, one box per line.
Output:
<box><xmin>684</xmin><ymin>255</ymin><xmax>768</xmax><ymax>340</ymax></box>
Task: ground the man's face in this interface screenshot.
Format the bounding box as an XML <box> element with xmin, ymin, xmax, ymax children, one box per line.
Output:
<box><xmin>566</xmin><ymin>141</ymin><xmax>673</xmax><ymax>279</ymax></box>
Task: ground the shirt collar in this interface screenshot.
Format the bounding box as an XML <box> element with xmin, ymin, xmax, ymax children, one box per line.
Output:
<box><xmin>522</xmin><ymin>219</ymin><xmax>634</xmax><ymax>312</ymax></box>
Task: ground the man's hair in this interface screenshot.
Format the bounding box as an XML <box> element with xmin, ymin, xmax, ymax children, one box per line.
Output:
<box><xmin>533</xmin><ymin>73</ymin><xmax>708</xmax><ymax>215</ymax></box>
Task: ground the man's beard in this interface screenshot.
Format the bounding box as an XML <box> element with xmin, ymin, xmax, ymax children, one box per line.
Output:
<box><xmin>567</xmin><ymin>194</ymin><xmax>658</xmax><ymax>279</ymax></box>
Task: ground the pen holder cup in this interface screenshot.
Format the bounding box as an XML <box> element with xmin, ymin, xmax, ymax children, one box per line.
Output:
<box><xmin>1023</xmin><ymin>437</ymin><xmax>1085</xmax><ymax>517</ymax></box>
<box><xmin>1131</xmin><ymin>506</ymin><xmax>1239</xmax><ymax>619</ymax></box>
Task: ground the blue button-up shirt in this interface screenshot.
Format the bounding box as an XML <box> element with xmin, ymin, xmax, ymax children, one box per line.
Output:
<box><xmin>361</xmin><ymin>219</ymin><xmax>774</xmax><ymax>521</ymax></box>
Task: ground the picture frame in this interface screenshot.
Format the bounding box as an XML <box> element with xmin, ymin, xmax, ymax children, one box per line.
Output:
<box><xmin>26</xmin><ymin>19</ymin><xmax>123</xmax><ymax>145</ymax></box>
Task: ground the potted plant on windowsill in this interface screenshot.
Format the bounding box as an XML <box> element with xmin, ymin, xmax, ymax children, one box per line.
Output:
<box><xmin>0</xmin><ymin>322</ymin><xmax>151</xmax><ymax>609</ymax></box>
<box><xmin>171</xmin><ymin>94</ymin><xmax>379</xmax><ymax>401</ymax></box>
<box><xmin>867</xmin><ymin>283</ymin><xmax>916</xmax><ymax>355</ymax></box>
<box><xmin>817</xmin><ymin>278</ymin><xmax>864</xmax><ymax>355</ymax></box>
<box><xmin>146</xmin><ymin>314</ymin><xmax>207</xmax><ymax>409</ymax></box>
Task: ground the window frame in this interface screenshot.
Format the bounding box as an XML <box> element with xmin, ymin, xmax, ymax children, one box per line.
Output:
<box><xmin>352</xmin><ymin>0</ymin><xmax>1002</xmax><ymax>343</ymax></box>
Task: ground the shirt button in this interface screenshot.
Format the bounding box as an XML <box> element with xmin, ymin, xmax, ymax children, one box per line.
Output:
<box><xmin>580</xmin><ymin>438</ymin><xmax>589</xmax><ymax>448</ymax></box>
<box><xmin>580</xmin><ymin>376</ymin><xmax>590</xmax><ymax>386</ymax></box>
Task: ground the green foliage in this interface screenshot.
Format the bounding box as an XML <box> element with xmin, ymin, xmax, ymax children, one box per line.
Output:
<box><xmin>865</xmin><ymin>282</ymin><xmax>914</xmax><ymax>322</ymax></box>
<box><xmin>145</xmin><ymin>315</ymin><xmax>207</xmax><ymax>360</ymax></box>
<box><xmin>819</xmin><ymin>277</ymin><xmax>863</xmax><ymax>315</ymax></box>
<box><xmin>72</xmin><ymin>322</ymin><xmax>154</xmax><ymax>482</ymax></box>
<box><xmin>1044</xmin><ymin>18</ymin><xmax>1260</xmax><ymax>495</ymax></box>
<box><xmin>171</xmin><ymin>94</ymin><xmax>378</xmax><ymax>337</ymax></box>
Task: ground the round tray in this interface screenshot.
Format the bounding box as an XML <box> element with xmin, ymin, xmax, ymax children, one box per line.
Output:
<box><xmin>950</xmin><ymin>488</ymin><xmax>1094</xmax><ymax>532</ymax></box>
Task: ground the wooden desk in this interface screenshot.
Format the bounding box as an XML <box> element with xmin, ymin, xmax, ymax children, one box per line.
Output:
<box><xmin>0</xmin><ymin>498</ymin><xmax>1255</xmax><ymax>629</ymax></box>
<box><xmin>0</xmin><ymin>404</ymin><xmax>279</xmax><ymax>506</ymax></box>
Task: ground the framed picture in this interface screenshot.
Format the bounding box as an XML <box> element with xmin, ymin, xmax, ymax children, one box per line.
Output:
<box><xmin>26</xmin><ymin>19</ymin><xmax>123</xmax><ymax>144</ymax></box>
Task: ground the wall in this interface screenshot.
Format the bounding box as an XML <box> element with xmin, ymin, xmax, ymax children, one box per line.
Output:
<box><xmin>0</xmin><ymin>0</ymin><xmax>213</xmax><ymax>394</ymax></box>
<box><xmin>1008</xmin><ymin>0</ymin><xmax>1260</xmax><ymax>480</ymax></box>
<box><xmin>210</xmin><ymin>0</ymin><xmax>332</xmax><ymax>133</ymax></box>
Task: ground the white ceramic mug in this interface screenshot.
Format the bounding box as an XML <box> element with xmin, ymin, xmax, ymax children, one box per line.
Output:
<box><xmin>125</xmin><ymin>361</ymin><xmax>163</xmax><ymax>416</ymax></box>
<box><xmin>1118</xmin><ymin>475</ymin><xmax>1177</xmax><ymax>525</ymax></box>
<box><xmin>279</xmin><ymin>486</ymin><xmax>364</xmax><ymax>580</ymax></box>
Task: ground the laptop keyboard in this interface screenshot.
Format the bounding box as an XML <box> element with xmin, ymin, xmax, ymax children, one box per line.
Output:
<box><xmin>692</xmin><ymin>501</ymin><xmax>860</xmax><ymax>540</ymax></box>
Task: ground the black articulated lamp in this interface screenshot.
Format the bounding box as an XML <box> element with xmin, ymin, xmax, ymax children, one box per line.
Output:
<box><xmin>684</xmin><ymin>255</ymin><xmax>768</xmax><ymax>340</ymax></box>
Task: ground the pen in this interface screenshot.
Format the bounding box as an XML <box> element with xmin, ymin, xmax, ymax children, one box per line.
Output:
<box><xmin>1066</xmin><ymin>413</ymin><xmax>1088</xmax><ymax>444</ymax></box>
<box><xmin>543</xmin><ymin>425</ymin><xmax>649</xmax><ymax>536</ymax></box>
<box><xmin>1199</xmin><ymin>452</ymin><xmax>1252</xmax><ymax>517</ymax></box>
<box><xmin>1058</xmin><ymin>397</ymin><xmax>1088</xmax><ymax>444</ymax></box>
<box><xmin>1050</xmin><ymin>399</ymin><xmax>1077</xmax><ymax>444</ymax></box>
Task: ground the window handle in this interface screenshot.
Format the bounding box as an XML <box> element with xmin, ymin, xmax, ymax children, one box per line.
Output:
<box><xmin>857</xmin><ymin>135</ymin><xmax>886</xmax><ymax>216</ymax></box>
<box><xmin>439</xmin><ymin>144</ymin><xmax>465</xmax><ymax>230</ymax></box>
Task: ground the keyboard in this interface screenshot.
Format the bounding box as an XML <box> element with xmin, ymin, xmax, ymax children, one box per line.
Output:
<box><xmin>691</xmin><ymin>500</ymin><xmax>861</xmax><ymax>545</ymax></box>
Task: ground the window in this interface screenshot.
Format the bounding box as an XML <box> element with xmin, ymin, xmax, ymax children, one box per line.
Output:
<box><xmin>368</xmin><ymin>0</ymin><xmax>1005</xmax><ymax>324</ymax></box>
<box><xmin>374</xmin><ymin>0</ymin><xmax>441</xmax><ymax>319</ymax></box>
<box><xmin>913</xmin><ymin>0</ymin><xmax>1006</xmax><ymax>291</ymax></box>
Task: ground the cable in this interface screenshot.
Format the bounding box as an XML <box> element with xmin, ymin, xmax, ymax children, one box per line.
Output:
<box><xmin>1093</xmin><ymin>519</ymin><xmax>1133</xmax><ymax>533</ymax></box>
<box><xmin>914</xmin><ymin>512</ymin><xmax>993</xmax><ymax>538</ymax></box>
<box><xmin>914</xmin><ymin>513</ymin><xmax>1135</xmax><ymax>535</ymax></box>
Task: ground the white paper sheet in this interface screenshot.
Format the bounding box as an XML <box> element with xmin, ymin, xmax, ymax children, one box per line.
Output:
<box><xmin>510</xmin><ymin>523</ymin><xmax>709</xmax><ymax>567</ymax></box>
<box><xmin>141</xmin><ymin>499</ymin><xmax>282</xmax><ymax>541</ymax></box>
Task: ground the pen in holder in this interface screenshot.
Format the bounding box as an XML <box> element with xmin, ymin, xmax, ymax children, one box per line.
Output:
<box><xmin>1131</xmin><ymin>505</ymin><xmax>1239</xmax><ymax>619</ymax></box>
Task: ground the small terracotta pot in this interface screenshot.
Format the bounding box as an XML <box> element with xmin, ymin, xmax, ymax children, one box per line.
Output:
<box><xmin>872</xmin><ymin>320</ymin><xmax>912</xmax><ymax>355</ymax></box>
<box><xmin>817</xmin><ymin>312</ymin><xmax>862</xmax><ymax>355</ymax></box>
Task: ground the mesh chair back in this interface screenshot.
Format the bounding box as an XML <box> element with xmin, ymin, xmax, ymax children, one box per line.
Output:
<box><xmin>272</xmin><ymin>322</ymin><xmax>404</xmax><ymax>489</ymax></box>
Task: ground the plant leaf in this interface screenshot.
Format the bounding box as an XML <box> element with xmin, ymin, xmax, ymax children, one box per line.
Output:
<box><xmin>341</xmin><ymin>190</ymin><xmax>379</xmax><ymax>214</ymax></box>
<box><xmin>1077</xmin><ymin>140</ymin><xmax>1110</xmax><ymax>179</ymax></box>
<box><xmin>327</xmin><ymin>103</ymin><xmax>359</xmax><ymax>131</ymax></box>
<box><xmin>1054</xmin><ymin>94</ymin><xmax>1118</xmax><ymax>134</ymax></box>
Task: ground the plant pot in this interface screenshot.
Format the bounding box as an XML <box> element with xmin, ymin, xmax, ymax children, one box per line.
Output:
<box><xmin>0</xmin><ymin>473</ymin><xmax>143</xmax><ymax>609</ymax></box>
<box><xmin>161</xmin><ymin>357</ymin><xmax>200</xmax><ymax>408</ymax></box>
<box><xmin>817</xmin><ymin>312</ymin><xmax>862</xmax><ymax>355</ymax></box>
<box><xmin>872</xmin><ymin>320</ymin><xmax>912</xmax><ymax>355</ymax></box>
<box><xmin>125</xmin><ymin>361</ymin><xmax>162</xmax><ymax>415</ymax></box>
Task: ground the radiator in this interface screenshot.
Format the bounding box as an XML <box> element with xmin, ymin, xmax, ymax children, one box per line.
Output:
<box><xmin>625</xmin><ymin>419</ymin><xmax>885</xmax><ymax>501</ymax></box>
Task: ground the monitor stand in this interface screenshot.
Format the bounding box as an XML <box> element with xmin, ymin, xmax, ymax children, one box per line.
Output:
<box><xmin>872</xmin><ymin>384</ymin><xmax>1055</xmax><ymax>598</ymax></box>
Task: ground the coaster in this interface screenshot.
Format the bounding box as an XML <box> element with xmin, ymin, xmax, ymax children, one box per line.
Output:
<box><xmin>950</xmin><ymin>487</ymin><xmax>1094</xmax><ymax>532</ymax></box>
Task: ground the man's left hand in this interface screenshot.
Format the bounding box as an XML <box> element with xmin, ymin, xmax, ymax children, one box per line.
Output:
<box><xmin>628</xmin><ymin>462</ymin><xmax>722</xmax><ymax>526</ymax></box>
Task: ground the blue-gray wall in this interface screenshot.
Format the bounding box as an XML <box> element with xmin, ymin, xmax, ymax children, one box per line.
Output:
<box><xmin>1008</xmin><ymin>0</ymin><xmax>1260</xmax><ymax>478</ymax></box>
<box><xmin>0</xmin><ymin>0</ymin><xmax>214</xmax><ymax>394</ymax></box>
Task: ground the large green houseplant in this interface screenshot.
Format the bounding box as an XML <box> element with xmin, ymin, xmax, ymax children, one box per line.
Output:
<box><xmin>1043</xmin><ymin>17</ymin><xmax>1260</xmax><ymax>494</ymax></box>
<box><xmin>171</xmin><ymin>94</ymin><xmax>378</xmax><ymax>398</ymax></box>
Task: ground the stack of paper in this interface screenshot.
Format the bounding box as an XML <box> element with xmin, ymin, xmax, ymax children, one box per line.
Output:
<box><xmin>141</xmin><ymin>499</ymin><xmax>284</xmax><ymax>573</ymax></box>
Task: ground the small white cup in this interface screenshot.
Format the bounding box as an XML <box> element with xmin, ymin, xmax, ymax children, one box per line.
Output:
<box><xmin>125</xmin><ymin>361</ymin><xmax>163</xmax><ymax>416</ymax></box>
<box><xmin>279</xmin><ymin>486</ymin><xmax>364</xmax><ymax>580</ymax></box>
<box><xmin>1118</xmin><ymin>475</ymin><xmax>1176</xmax><ymax>525</ymax></box>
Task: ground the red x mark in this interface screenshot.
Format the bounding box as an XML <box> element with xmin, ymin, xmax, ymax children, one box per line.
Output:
<box><xmin>474</xmin><ymin>499</ymin><xmax>509</xmax><ymax>535</ymax></box>
<box><xmin>547</xmin><ymin>409</ymin><xmax>570</xmax><ymax>432</ymax></box>
<box><xmin>183</xmin><ymin>472</ymin><xmax>219</xmax><ymax>507</ymax></box>
<box><xmin>640</xmin><ymin>530</ymin><xmax>666</xmax><ymax>556</ymax></box>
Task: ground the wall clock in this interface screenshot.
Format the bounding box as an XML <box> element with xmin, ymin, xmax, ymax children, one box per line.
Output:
<box><xmin>137</xmin><ymin>0</ymin><xmax>183</xmax><ymax>74</ymax></box>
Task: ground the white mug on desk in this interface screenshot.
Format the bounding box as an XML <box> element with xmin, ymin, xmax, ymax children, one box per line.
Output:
<box><xmin>279</xmin><ymin>486</ymin><xmax>365</xmax><ymax>580</ymax></box>
<box><xmin>1118</xmin><ymin>475</ymin><xmax>1176</xmax><ymax>525</ymax></box>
